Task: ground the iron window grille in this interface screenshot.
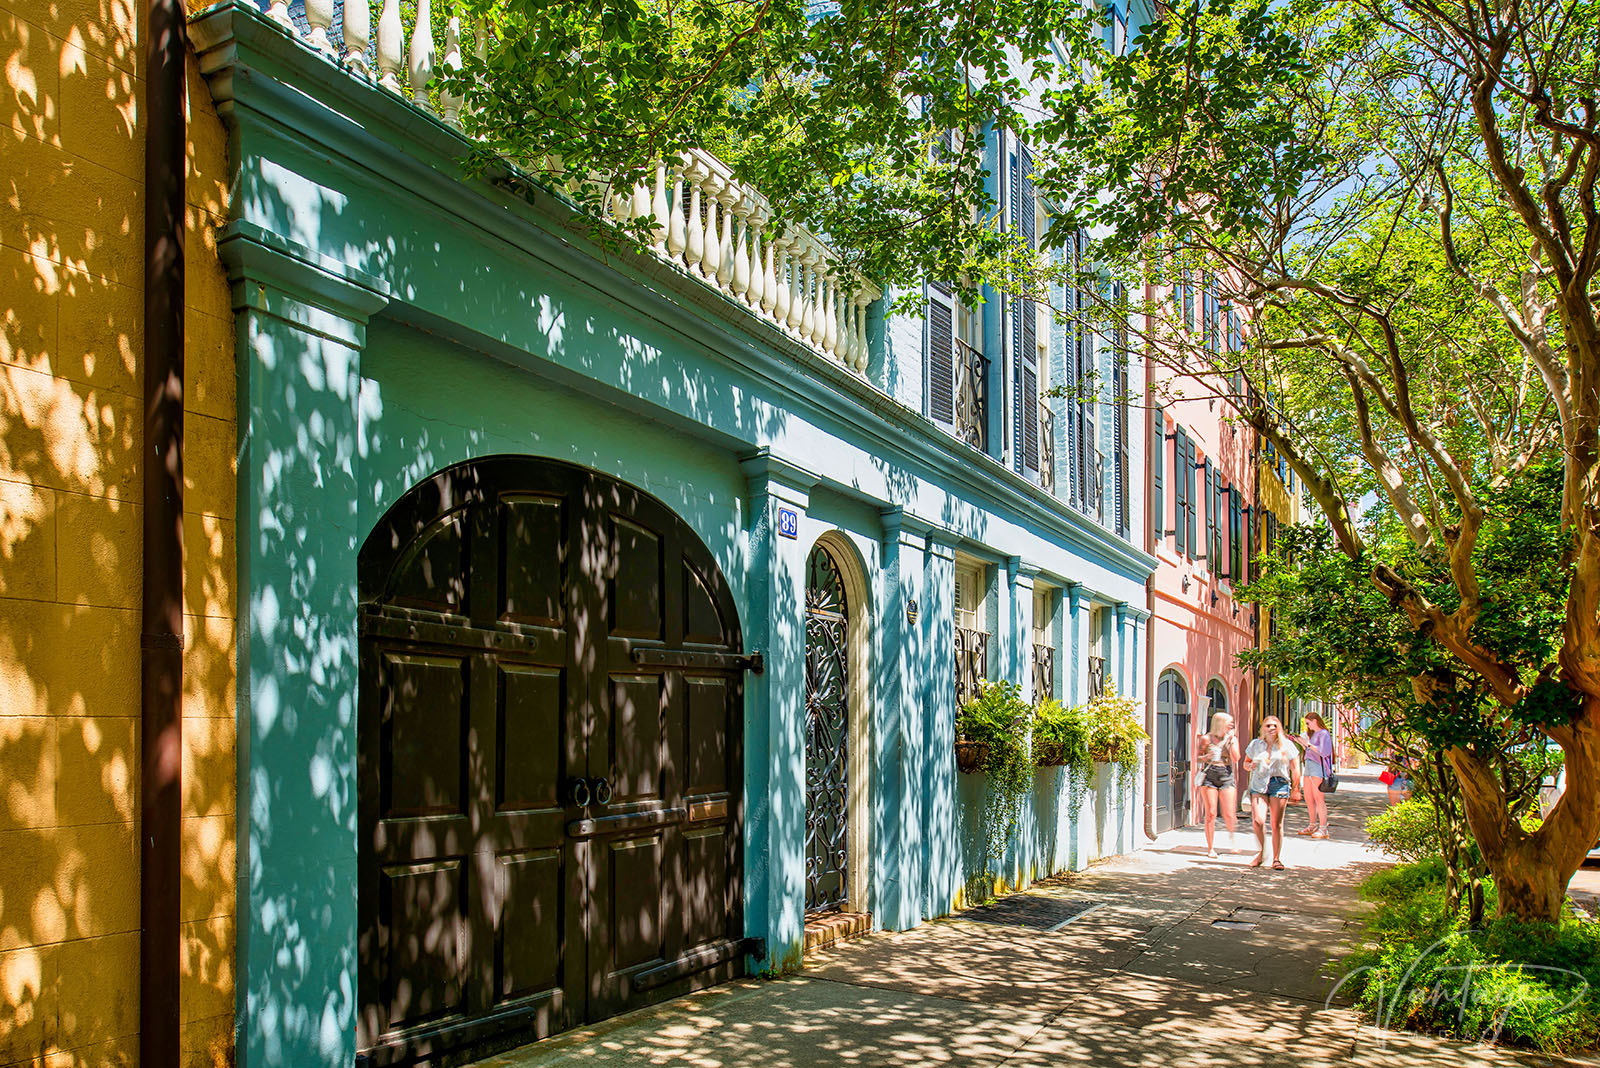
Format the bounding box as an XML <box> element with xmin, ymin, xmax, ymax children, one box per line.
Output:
<box><xmin>1039</xmin><ymin>400</ymin><xmax>1056</xmax><ymax>495</ymax></box>
<box><xmin>955</xmin><ymin>337</ymin><xmax>989</xmax><ymax>452</ymax></box>
<box><xmin>1087</xmin><ymin>655</ymin><xmax>1108</xmax><ymax>699</ymax></box>
<box><xmin>1032</xmin><ymin>643</ymin><xmax>1056</xmax><ymax>702</ymax></box>
<box><xmin>955</xmin><ymin>627</ymin><xmax>991</xmax><ymax>710</ymax></box>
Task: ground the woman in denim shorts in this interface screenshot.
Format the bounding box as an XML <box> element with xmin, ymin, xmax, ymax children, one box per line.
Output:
<box><xmin>1243</xmin><ymin>716</ymin><xmax>1302</xmax><ymax>869</ymax></box>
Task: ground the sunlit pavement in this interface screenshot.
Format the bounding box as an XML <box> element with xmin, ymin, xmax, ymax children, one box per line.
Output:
<box><xmin>476</xmin><ymin>768</ymin><xmax>1598</xmax><ymax>1068</ymax></box>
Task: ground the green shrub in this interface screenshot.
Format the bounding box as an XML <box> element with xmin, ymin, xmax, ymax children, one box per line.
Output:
<box><xmin>1365</xmin><ymin>798</ymin><xmax>1446</xmax><ymax>864</ymax></box>
<box><xmin>1032</xmin><ymin>695</ymin><xmax>1091</xmax><ymax>775</ymax></box>
<box><xmin>1084</xmin><ymin>685</ymin><xmax>1145</xmax><ymax>774</ymax></box>
<box><xmin>1339</xmin><ymin>861</ymin><xmax>1600</xmax><ymax>1054</ymax></box>
<box><xmin>957</xmin><ymin>681</ymin><xmax>1033</xmax><ymax>861</ymax></box>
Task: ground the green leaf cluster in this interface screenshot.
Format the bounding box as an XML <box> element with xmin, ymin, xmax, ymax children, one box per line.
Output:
<box><xmin>957</xmin><ymin>680</ymin><xmax>1035</xmax><ymax>861</ymax></box>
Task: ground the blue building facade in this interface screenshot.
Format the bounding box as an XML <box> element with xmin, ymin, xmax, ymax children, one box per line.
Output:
<box><xmin>191</xmin><ymin>4</ymin><xmax>1155</xmax><ymax>1065</ymax></box>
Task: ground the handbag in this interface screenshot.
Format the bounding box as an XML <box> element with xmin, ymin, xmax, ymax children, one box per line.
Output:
<box><xmin>1379</xmin><ymin>769</ymin><xmax>1396</xmax><ymax>786</ymax></box>
<box><xmin>1320</xmin><ymin>769</ymin><xmax>1339</xmax><ymax>793</ymax></box>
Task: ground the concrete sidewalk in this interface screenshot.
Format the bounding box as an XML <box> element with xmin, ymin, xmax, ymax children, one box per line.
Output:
<box><xmin>475</xmin><ymin>769</ymin><xmax>1586</xmax><ymax>1068</ymax></box>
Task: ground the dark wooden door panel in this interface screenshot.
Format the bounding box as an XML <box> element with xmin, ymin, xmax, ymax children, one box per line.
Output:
<box><xmin>360</xmin><ymin>457</ymin><xmax>744</xmax><ymax>1065</ymax></box>
<box><xmin>379</xmin><ymin>858</ymin><xmax>469</xmax><ymax>1032</ymax></box>
<box><xmin>379</xmin><ymin>652</ymin><xmax>469</xmax><ymax>820</ymax></box>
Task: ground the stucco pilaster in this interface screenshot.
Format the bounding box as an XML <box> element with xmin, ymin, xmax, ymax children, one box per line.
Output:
<box><xmin>1011</xmin><ymin>563</ymin><xmax>1036</xmax><ymax>703</ymax></box>
<box><xmin>739</xmin><ymin>450</ymin><xmax>817</xmax><ymax>972</ymax></box>
<box><xmin>1068</xmin><ymin>584</ymin><xmax>1090</xmax><ymax>707</ymax></box>
<box><xmin>921</xmin><ymin>533</ymin><xmax>956</xmax><ymax>918</ymax></box>
<box><xmin>877</xmin><ymin>508</ymin><xmax>930</xmax><ymax>931</ymax></box>
<box><xmin>1115</xmin><ymin>603</ymin><xmax>1132</xmax><ymax>697</ymax></box>
<box><xmin>220</xmin><ymin>225</ymin><xmax>387</xmax><ymax>1068</ymax></box>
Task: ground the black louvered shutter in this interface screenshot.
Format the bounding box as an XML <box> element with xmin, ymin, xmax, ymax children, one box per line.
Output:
<box><xmin>1173</xmin><ymin>428</ymin><xmax>1188</xmax><ymax>556</ymax></box>
<box><xmin>1186</xmin><ymin>436</ymin><xmax>1198</xmax><ymax>558</ymax></box>
<box><xmin>1152</xmin><ymin>407</ymin><xmax>1165</xmax><ymax>545</ymax></box>
<box><xmin>1229</xmin><ymin>485</ymin><xmax>1241</xmax><ymax>579</ymax></box>
<box><xmin>927</xmin><ymin>284</ymin><xmax>955</xmax><ymax>427</ymax></box>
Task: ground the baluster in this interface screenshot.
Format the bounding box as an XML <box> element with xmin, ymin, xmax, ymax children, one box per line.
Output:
<box><xmin>773</xmin><ymin>237</ymin><xmax>793</xmax><ymax>325</ymax></box>
<box><xmin>813</xmin><ymin>270</ymin><xmax>829</xmax><ymax>352</ymax></box>
<box><xmin>843</xmin><ymin>295</ymin><xmax>859</xmax><ymax>367</ymax></box>
<box><xmin>821</xmin><ymin>261</ymin><xmax>836</xmax><ymax>351</ymax></box>
<box><xmin>854</xmin><ymin>294</ymin><xmax>871</xmax><ymax>370</ymax></box>
<box><xmin>799</xmin><ymin>246</ymin><xmax>817</xmax><ymax>341</ymax></box>
<box><xmin>376</xmin><ymin>0</ymin><xmax>403</xmax><ymax>92</ymax></box>
<box><xmin>408</xmin><ymin>0</ymin><xmax>436</xmax><ymax>110</ymax></box>
<box><xmin>266</xmin><ymin>0</ymin><xmax>294</xmax><ymax>28</ymax></box>
<box><xmin>343</xmin><ymin>0</ymin><xmax>371</xmax><ymax>72</ymax></box>
<box><xmin>732</xmin><ymin>214</ymin><xmax>752</xmax><ymax>302</ymax></box>
<box><xmin>304</xmin><ymin>0</ymin><xmax>335</xmax><ymax>52</ymax></box>
<box><xmin>701</xmin><ymin>176</ymin><xmax>723</xmax><ymax>281</ymax></box>
<box><xmin>825</xmin><ymin>273</ymin><xmax>840</xmax><ymax>355</ymax></box>
<box><xmin>666</xmin><ymin>165</ymin><xmax>687</xmax><ymax>262</ymax></box>
<box><xmin>610</xmin><ymin>172</ymin><xmax>634</xmax><ymax>222</ymax></box>
<box><xmin>630</xmin><ymin>172</ymin><xmax>651</xmax><ymax>228</ymax></box>
<box><xmin>760</xmin><ymin>224</ymin><xmax>777</xmax><ymax>317</ymax></box>
<box><xmin>684</xmin><ymin>160</ymin><xmax>706</xmax><ymax>275</ymax></box>
<box><xmin>439</xmin><ymin>17</ymin><xmax>462</xmax><ymax>126</ymax></box>
<box><xmin>650</xmin><ymin>162</ymin><xmax>670</xmax><ymax>249</ymax></box>
<box><xmin>786</xmin><ymin>242</ymin><xmax>805</xmax><ymax>332</ymax></box>
<box><xmin>715</xmin><ymin>186</ymin><xmax>736</xmax><ymax>289</ymax></box>
<box><xmin>745</xmin><ymin>205</ymin><xmax>766</xmax><ymax>309</ymax></box>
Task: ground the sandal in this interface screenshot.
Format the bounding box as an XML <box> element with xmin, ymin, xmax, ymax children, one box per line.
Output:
<box><xmin>1312</xmin><ymin>831</ymin><xmax>1330</xmax><ymax>840</ymax></box>
<box><xmin>1207</xmin><ymin>849</ymin><xmax>1219</xmax><ymax>858</ymax></box>
<box><xmin>1295</xmin><ymin>827</ymin><xmax>1317</xmax><ymax>836</ymax></box>
<box><xmin>1272</xmin><ymin>860</ymin><xmax>1285</xmax><ymax>870</ymax></box>
<box><xmin>1249</xmin><ymin>852</ymin><xmax>1264</xmax><ymax>867</ymax></box>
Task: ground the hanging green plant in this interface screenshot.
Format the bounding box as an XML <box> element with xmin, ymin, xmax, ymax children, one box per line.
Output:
<box><xmin>1032</xmin><ymin>695</ymin><xmax>1092</xmax><ymax>777</ymax></box>
<box><xmin>956</xmin><ymin>680</ymin><xmax>1034</xmax><ymax>861</ymax></box>
<box><xmin>1085</xmin><ymin>685</ymin><xmax>1146</xmax><ymax>790</ymax></box>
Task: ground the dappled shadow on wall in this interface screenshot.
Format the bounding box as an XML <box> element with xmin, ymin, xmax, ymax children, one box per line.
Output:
<box><xmin>1</xmin><ymin>2</ymin><xmax>238</xmax><ymax>1065</ymax></box>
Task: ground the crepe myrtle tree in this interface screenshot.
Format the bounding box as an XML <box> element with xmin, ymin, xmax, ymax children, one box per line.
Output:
<box><xmin>1240</xmin><ymin>518</ymin><xmax>1568</xmax><ymax>924</ymax></box>
<box><xmin>1038</xmin><ymin>0</ymin><xmax>1600</xmax><ymax>920</ymax></box>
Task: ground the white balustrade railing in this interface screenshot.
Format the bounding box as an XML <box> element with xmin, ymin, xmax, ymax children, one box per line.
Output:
<box><xmin>268</xmin><ymin>0</ymin><xmax>879</xmax><ymax>375</ymax></box>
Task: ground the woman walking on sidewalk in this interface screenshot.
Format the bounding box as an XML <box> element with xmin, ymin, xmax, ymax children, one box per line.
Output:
<box><xmin>1243</xmin><ymin>716</ymin><xmax>1301</xmax><ymax>869</ymax></box>
<box><xmin>1290</xmin><ymin>712</ymin><xmax>1334</xmax><ymax>839</ymax></box>
<box><xmin>1195</xmin><ymin>711</ymin><xmax>1240</xmax><ymax>858</ymax></box>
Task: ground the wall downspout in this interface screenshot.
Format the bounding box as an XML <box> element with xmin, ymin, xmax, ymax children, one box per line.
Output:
<box><xmin>1142</xmin><ymin>316</ymin><xmax>1159</xmax><ymax>844</ymax></box>
<box><xmin>141</xmin><ymin>0</ymin><xmax>186</xmax><ymax>1064</ymax></box>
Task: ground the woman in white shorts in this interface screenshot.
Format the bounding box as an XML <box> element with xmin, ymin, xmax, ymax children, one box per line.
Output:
<box><xmin>1243</xmin><ymin>716</ymin><xmax>1302</xmax><ymax>870</ymax></box>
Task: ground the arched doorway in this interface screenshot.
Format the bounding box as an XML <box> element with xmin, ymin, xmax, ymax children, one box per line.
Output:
<box><xmin>1155</xmin><ymin>670</ymin><xmax>1191</xmax><ymax>832</ymax></box>
<box><xmin>356</xmin><ymin>456</ymin><xmax>748</xmax><ymax>1064</ymax></box>
<box><xmin>802</xmin><ymin>538</ymin><xmax>868</xmax><ymax>917</ymax></box>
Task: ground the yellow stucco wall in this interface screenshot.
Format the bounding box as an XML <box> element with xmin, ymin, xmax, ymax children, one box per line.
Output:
<box><xmin>1</xmin><ymin>0</ymin><xmax>237</xmax><ymax>1064</ymax></box>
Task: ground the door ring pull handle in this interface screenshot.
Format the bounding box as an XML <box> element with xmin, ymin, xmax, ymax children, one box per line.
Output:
<box><xmin>570</xmin><ymin>778</ymin><xmax>592</xmax><ymax>808</ymax></box>
<box><xmin>593</xmin><ymin>777</ymin><xmax>613</xmax><ymax>807</ymax></box>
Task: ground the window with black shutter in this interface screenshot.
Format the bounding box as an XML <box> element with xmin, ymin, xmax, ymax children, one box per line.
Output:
<box><xmin>927</xmin><ymin>282</ymin><xmax>956</xmax><ymax>430</ymax></box>
<box><xmin>1184</xmin><ymin>435</ymin><xmax>1197</xmax><ymax>558</ymax></box>
<box><xmin>1173</xmin><ymin>427</ymin><xmax>1188</xmax><ymax>556</ymax></box>
<box><xmin>1013</xmin><ymin>142</ymin><xmax>1040</xmax><ymax>481</ymax></box>
<box><xmin>1152</xmin><ymin>406</ymin><xmax>1165</xmax><ymax>547</ymax></box>
<box><xmin>1113</xmin><ymin>284</ymin><xmax>1129</xmax><ymax>538</ymax></box>
<box><xmin>1229</xmin><ymin>483</ymin><xmax>1242</xmax><ymax>579</ymax></box>
<box><xmin>1201</xmin><ymin>460</ymin><xmax>1214</xmax><ymax>563</ymax></box>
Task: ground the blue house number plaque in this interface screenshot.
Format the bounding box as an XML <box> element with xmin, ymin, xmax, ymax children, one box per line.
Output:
<box><xmin>778</xmin><ymin>507</ymin><xmax>798</xmax><ymax>539</ymax></box>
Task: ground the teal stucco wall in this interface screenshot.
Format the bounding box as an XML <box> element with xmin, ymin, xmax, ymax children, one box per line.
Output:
<box><xmin>193</xmin><ymin>6</ymin><xmax>1158</xmax><ymax>1067</ymax></box>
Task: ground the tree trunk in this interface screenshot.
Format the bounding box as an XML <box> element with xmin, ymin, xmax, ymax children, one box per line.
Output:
<box><xmin>1448</xmin><ymin>707</ymin><xmax>1600</xmax><ymax>923</ymax></box>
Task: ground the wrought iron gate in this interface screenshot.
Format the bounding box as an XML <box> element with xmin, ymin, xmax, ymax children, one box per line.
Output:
<box><xmin>804</xmin><ymin>544</ymin><xmax>850</xmax><ymax>914</ymax></box>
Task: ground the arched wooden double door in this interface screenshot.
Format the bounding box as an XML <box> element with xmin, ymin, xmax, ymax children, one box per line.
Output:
<box><xmin>357</xmin><ymin>457</ymin><xmax>747</xmax><ymax>1065</ymax></box>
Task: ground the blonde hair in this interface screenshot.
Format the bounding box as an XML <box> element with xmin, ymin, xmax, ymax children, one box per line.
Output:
<box><xmin>1210</xmin><ymin>712</ymin><xmax>1232</xmax><ymax>736</ymax></box>
<box><xmin>1259</xmin><ymin>717</ymin><xmax>1293</xmax><ymax>756</ymax></box>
